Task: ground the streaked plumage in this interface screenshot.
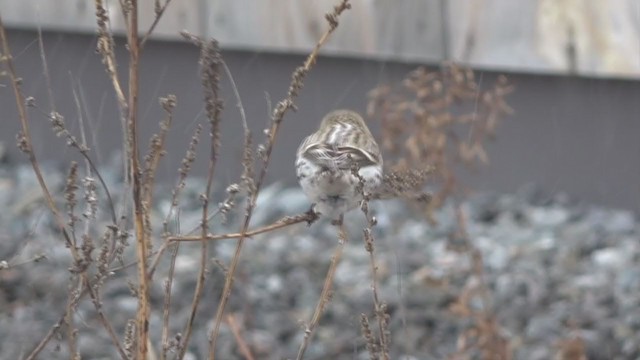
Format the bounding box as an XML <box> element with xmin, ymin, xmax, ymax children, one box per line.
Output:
<box><xmin>296</xmin><ymin>110</ymin><xmax>383</xmax><ymax>220</ymax></box>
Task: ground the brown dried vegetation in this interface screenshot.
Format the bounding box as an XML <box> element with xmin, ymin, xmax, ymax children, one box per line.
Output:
<box><xmin>0</xmin><ymin>0</ymin><xmax>536</xmax><ymax>359</ymax></box>
<box><xmin>367</xmin><ymin>65</ymin><xmax>514</xmax><ymax>359</ymax></box>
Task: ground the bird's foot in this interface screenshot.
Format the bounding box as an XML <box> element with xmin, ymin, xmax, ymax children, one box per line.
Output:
<box><xmin>305</xmin><ymin>204</ymin><xmax>320</xmax><ymax>226</ymax></box>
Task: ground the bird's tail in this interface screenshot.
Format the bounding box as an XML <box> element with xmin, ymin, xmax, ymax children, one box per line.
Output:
<box><xmin>372</xmin><ymin>166</ymin><xmax>434</xmax><ymax>202</ymax></box>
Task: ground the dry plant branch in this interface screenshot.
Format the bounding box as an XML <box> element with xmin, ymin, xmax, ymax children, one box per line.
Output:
<box><xmin>94</xmin><ymin>0</ymin><xmax>132</xmax><ymax>220</ymax></box>
<box><xmin>5</xmin><ymin>1</ymin><xmax>209</xmax><ymax>358</ymax></box>
<box><xmin>70</xmin><ymin>77</ymin><xmax>101</xmax><ymax>234</ymax></box>
<box><xmin>141</xmin><ymin>0</ymin><xmax>174</xmax><ymax>47</ymax></box>
<box><xmin>116</xmin><ymin>0</ymin><xmax>131</xmax><ymax>34</ymax></box>
<box><xmin>226</xmin><ymin>314</ymin><xmax>255</xmax><ymax>360</ymax></box>
<box><xmin>144</xmin><ymin>210</ymin><xmax>317</xmax><ymax>296</ymax></box>
<box><xmin>1</xmin><ymin>15</ymin><xmax>128</xmax><ymax>360</ymax></box>
<box><xmin>24</xmin><ymin>316</ymin><xmax>65</xmax><ymax>360</ymax></box>
<box><xmin>221</xmin><ymin>59</ymin><xmax>248</xmax><ymax>134</ymax></box>
<box><xmin>177</xmin><ymin>37</ymin><xmax>224</xmax><ymax>360</ymax></box>
<box><xmin>360</xmin><ymin>314</ymin><xmax>379</xmax><ymax>360</ymax></box>
<box><xmin>0</xmin><ymin>254</ymin><xmax>46</xmax><ymax>271</ymax></box>
<box><xmin>0</xmin><ymin>15</ymin><xmax>73</xmax><ymax>253</ymax></box>
<box><xmin>208</xmin><ymin>50</ymin><xmax>254</xmax><ymax>360</ymax></box>
<box><xmin>22</xmin><ymin>253</ymin><xmax>128</xmax><ymax>360</ymax></box>
<box><xmin>160</xmin><ymin>242</ymin><xmax>180</xmax><ymax>360</ymax></box>
<box><xmin>207</xmin><ymin>2</ymin><xmax>352</xmax><ymax>356</ymax></box>
<box><xmin>86</xmin><ymin>276</ymin><xmax>130</xmax><ymax>359</ymax></box>
<box><xmin>94</xmin><ymin>0</ymin><xmax>128</xmax><ymax>114</ymax></box>
<box><xmin>63</xmin><ymin>162</ymin><xmax>81</xmax><ymax>357</ymax></box>
<box><xmin>125</xmin><ymin>0</ymin><xmax>153</xmax><ymax>355</ymax></box>
<box><xmin>65</xmin><ymin>281</ymin><xmax>80</xmax><ymax>358</ymax></box>
<box><xmin>36</xmin><ymin>24</ymin><xmax>55</xmax><ymax>112</ymax></box>
<box><xmin>22</xmin><ymin>257</ymin><xmax>128</xmax><ymax>360</ymax></box>
<box><xmin>449</xmin><ymin>208</ymin><xmax>509</xmax><ymax>360</ymax></box>
<box><xmin>368</xmin><ymin>64</ymin><xmax>514</xmax><ymax>359</ymax></box>
<box><xmin>143</xmin><ymin>94</ymin><xmax>176</xmax><ymax>211</ymax></box>
<box><xmin>168</xmin><ymin>210</ymin><xmax>318</xmax><ymax>243</ymax></box>
<box><xmin>31</xmin><ymin>99</ymin><xmax>119</xmax><ymax>227</ymax></box>
<box><xmin>157</xmin><ymin>116</ymin><xmax>202</xmax><ymax>360</ymax></box>
<box><xmin>296</xmin><ymin>222</ymin><xmax>347</xmax><ymax>360</ymax></box>
<box><xmin>360</xmin><ymin>200</ymin><xmax>390</xmax><ymax>359</ymax></box>
<box><xmin>352</xmin><ymin>162</ymin><xmax>393</xmax><ymax>359</ymax></box>
<box><xmin>148</xmin><ymin>124</ymin><xmax>202</xmax><ymax>280</ymax></box>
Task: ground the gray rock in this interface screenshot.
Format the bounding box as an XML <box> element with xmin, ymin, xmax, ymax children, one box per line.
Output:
<box><xmin>1</xmin><ymin>160</ymin><xmax>639</xmax><ymax>359</ymax></box>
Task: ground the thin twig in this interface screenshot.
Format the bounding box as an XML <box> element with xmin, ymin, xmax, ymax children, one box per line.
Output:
<box><xmin>296</xmin><ymin>222</ymin><xmax>347</xmax><ymax>360</ymax></box>
<box><xmin>141</xmin><ymin>0</ymin><xmax>174</xmax><ymax>47</ymax></box>
<box><xmin>226</xmin><ymin>314</ymin><xmax>255</xmax><ymax>360</ymax></box>
<box><xmin>121</xmin><ymin>1</ymin><xmax>151</xmax><ymax>358</ymax></box>
<box><xmin>207</xmin><ymin>3</ymin><xmax>352</xmax><ymax>355</ymax></box>
<box><xmin>147</xmin><ymin>210</ymin><xmax>316</xmax><ymax>286</ymax></box>
<box><xmin>94</xmin><ymin>0</ymin><xmax>128</xmax><ymax>113</ymax></box>
<box><xmin>221</xmin><ymin>59</ymin><xmax>248</xmax><ymax>131</ymax></box>
<box><xmin>0</xmin><ymin>15</ymin><xmax>74</xmax><ymax>253</ymax></box>
<box><xmin>0</xmin><ymin>253</ymin><xmax>46</xmax><ymax>271</ymax></box>
<box><xmin>169</xmin><ymin>210</ymin><xmax>318</xmax><ymax>243</ymax></box>
<box><xmin>147</xmin><ymin>124</ymin><xmax>203</xmax><ymax>280</ymax></box>
<box><xmin>64</xmin><ymin>278</ymin><xmax>81</xmax><ymax>359</ymax></box>
<box><xmin>361</xmin><ymin>199</ymin><xmax>390</xmax><ymax>359</ymax></box>
<box><xmin>143</xmin><ymin>94</ymin><xmax>176</xmax><ymax>210</ymax></box>
<box><xmin>24</xmin><ymin>266</ymin><xmax>115</xmax><ymax>359</ymax></box>
<box><xmin>1</xmin><ymin>16</ymin><xmax>128</xmax><ymax>360</ymax></box>
<box><xmin>36</xmin><ymin>24</ymin><xmax>55</xmax><ymax>112</ymax></box>
<box><xmin>31</xmin><ymin>101</ymin><xmax>119</xmax><ymax>226</ymax></box>
<box><xmin>86</xmin><ymin>278</ymin><xmax>129</xmax><ymax>360</ymax></box>
<box><xmin>70</xmin><ymin>76</ymin><xmax>95</xmax><ymax>239</ymax></box>
<box><xmin>94</xmin><ymin>0</ymin><xmax>132</xmax><ymax>225</ymax></box>
<box><xmin>62</xmin><ymin>161</ymin><xmax>80</xmax><ymax>358</ymax></box>
<box><xmin>117</xmin><ymin>0</ymin><xmax>131</xmax><ymax>34</ymax></box>
<box><xmin>177</xmin><ymin>38</ymin><xmax>224</xmax><ymax>360</ymax></box>
<box><xmin>160</xmin><ymin>242</ymin><xmax>179</xmax><ymax>360</ymax></box>
<box><xmin>50</xmin><ymin>85</ymin><xmax>119</xmax><ymax>229</ymax></box>
<box><xmin>24</xmin><ymin>315</ymin><xmax>65</xmax><ymax>360</ymax></box>
<box><xmin>124</xmin><ymin>210</ymin><xmax>317</xmax><ymax>288</ymax></box>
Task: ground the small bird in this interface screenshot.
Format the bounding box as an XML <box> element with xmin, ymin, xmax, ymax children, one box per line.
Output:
<box><xmin>296</xmin><ymin>110</ymin><xmax>383</xmax><ymax>221</ymax></box>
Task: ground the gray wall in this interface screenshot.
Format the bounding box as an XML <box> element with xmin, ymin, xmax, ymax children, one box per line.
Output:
<box><xmin>1</xmin><ymin>29</ymin><xmax>639</xmax><ymax>213</ymax></box>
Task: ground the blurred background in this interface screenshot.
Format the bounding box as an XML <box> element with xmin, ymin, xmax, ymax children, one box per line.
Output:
<box><xmin>2</xmin><ymin>1</ymin><xmax>640</xmax><ymax>359</ymax></box>
<box><xmin>0</xmin><ymin>0</ymin><xmax>639</xmax><ymax>211</ymax></box>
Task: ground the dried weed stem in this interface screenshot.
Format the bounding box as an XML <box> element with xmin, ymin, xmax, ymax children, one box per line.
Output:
<box><xmin>95</xmin><ymin>0</ymin><xmax>133</xmax><ymax>222</ymax></box>
<box><xmin>119</xmin><ymin>1</ymin><xmax>153</xmax><ymax>357</ymax></box>
<box><xmin>0</xmin><ymin>15</ymin><xmax>74</xmax><ymax>254</ymax></box>
<box><xmin>0</xmin><ymin>254</ymin><xmax>46</xmax><ymax>271</ymax></box>
<box><xmin>296</xmin><ymin>223</ymin><xmax>347</xmax><ymax>360</ymax></box>
<box><xmin>143</xmin><ymin>94</ymin><xmax>176</xmax><ymax>209</ymax></box>
<box><xmin>168</xmin><ymin>210</ymin><xmax>318</xmax><ymax>243</ymax></box>
<box><xmin>94</xmin><ymin>0</ymin><xmax>128</xmax><ymax>114</ymax></box>
<box><xmin>1</xmin><ymin>15</ymin><xmax>128</xmax><ymax>360</ymax></box>
<box><xmin>160</xmin><ymin>242</ymin><xmax>179</xmax><ymax>360</ymax></box>
<box><xmin>226</xmin><ymin>314</ymin><xmax>255</xmax><ymax>360</ymax></box>
<box><xmin>360</xmin><ymin>200</ymin><xmax>390</xmax><ymax>359</ymax></box>
<box><xmin>141</xmin><ymin>0</ymin><xmax>174</xmax><ymax>47</ymax></box>
<box><xmin>178</xmin><ymin>37</ymin><xmax>224</xmax><ymax>360</ymax></box>
<box><xmin>368</xmin><ymin>63</ymin><xmax>514</xmax><ymax>359</ymax></box>
<box><xmin>158</xmin><ymin>123</ymin><xmax>202</xmax><ymax>360</ymax></box>
<box><xmin>207</xmin><ymin>2</ymin><xmax>351</xmax><ymax>356</ymax></box>
<box><xmin>149</xmin><ymin>124</ymin><xmax>203</xmax><ymax>280</ymax></box>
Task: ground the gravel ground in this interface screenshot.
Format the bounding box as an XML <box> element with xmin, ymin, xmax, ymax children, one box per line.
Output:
<box><xmin>0</xmin><ymin>162</ymin><xmax>638</xmax><ymax>360</ymax></box>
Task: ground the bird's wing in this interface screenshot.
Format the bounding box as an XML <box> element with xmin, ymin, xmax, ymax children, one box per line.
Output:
<box><xmin>371</xmin><ymin>167</ymin><xmax>434</xmax><ymax>200</ymax></box>
<box><xmin>303</xmin><ymin>143</ymin><xmax>378</xmax><ymax>170</ymax></box>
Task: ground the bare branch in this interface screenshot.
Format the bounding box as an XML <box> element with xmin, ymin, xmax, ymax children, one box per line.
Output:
<box><xmin>296</xmin><ymin>222</ymin><xmax>347</xmax><ymax>359</ymax></box>
<box><xmin>169</xmin><ymin>210</ymin><xmax>318</xmax><ymax>243</ymax></box>
<box><xmin>207</xmin><ymin>2</ymin><xmax>352</xmax><ymax>355</ymax></box>
<box><xmin>141</xmin><ymin>0</ymin><xmax>174</xmax><ymax>47</ymax></box>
